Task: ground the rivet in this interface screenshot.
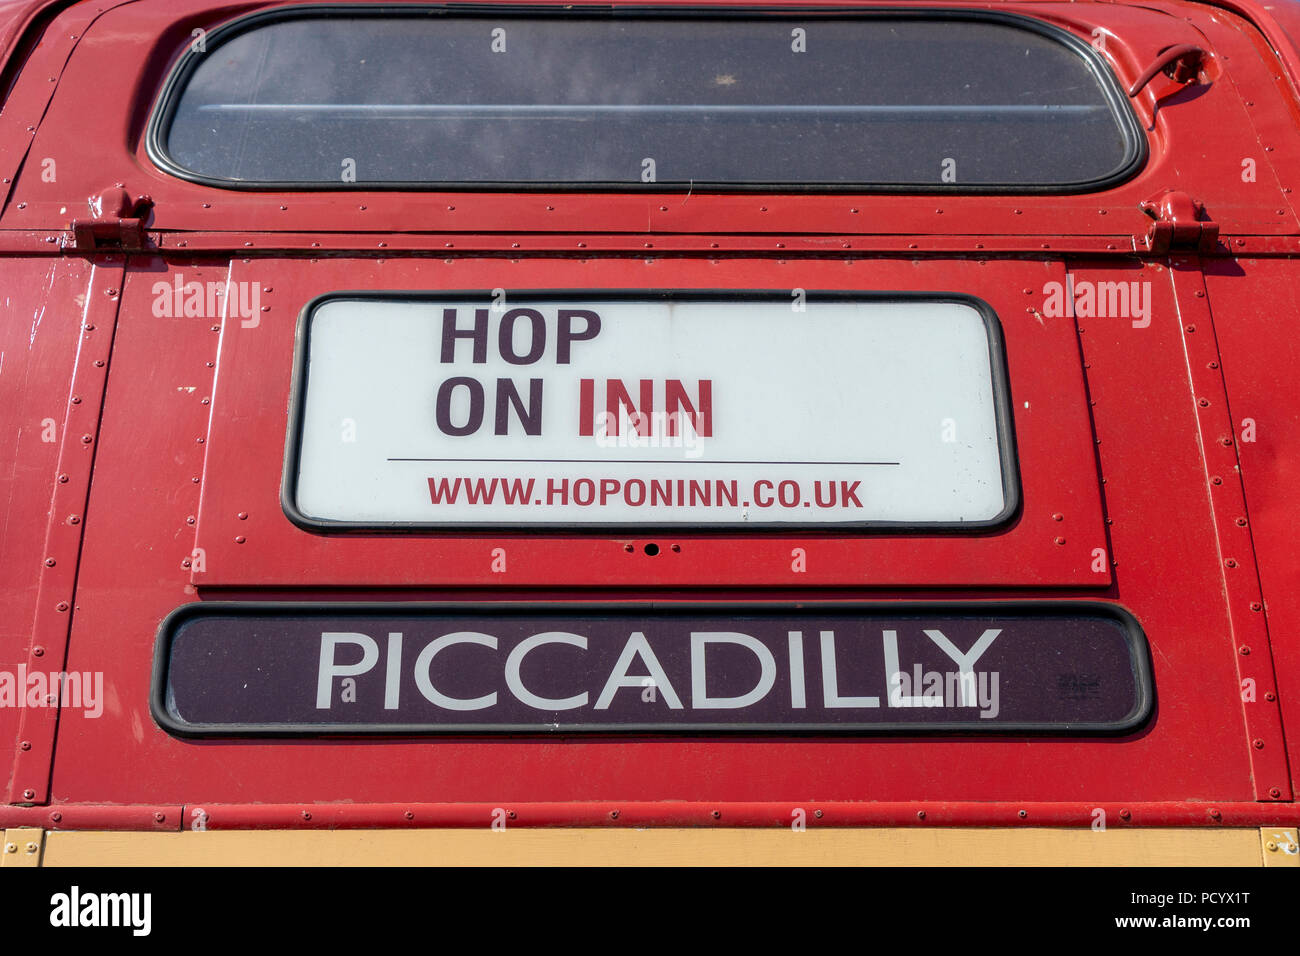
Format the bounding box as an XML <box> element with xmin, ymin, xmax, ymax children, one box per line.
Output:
<box><xmin>814</xmin><ymin>809</ymin><xmax>823</xmax><ymax>819</ymax></box>
<box><xmin>711</xmin><ymin>810</ymin><xmax>722</xmax><ymax>820</ymax></box>
<box><xmin>22</xmin><ymin>789</ymin><xmax>34</xmax><ymax>800</ymax></box>
<box><xmin>1052</xmin><ymin>513</ymin><xmax>1064</xmax><ymax>521</ymax></box>
<box><xmin>1198</xmin><ymin>398</ymin><xmax>1210</xmax><ymax>407</ymax></box>
<box><xmin>44</xmin><ymin>558</ymin><xmax>55</xmax><ymax>567</ymax></box>
<box><xmin>235</xmin><ymin>535</ymin><xmax>246</xmax><ymax>544</ymax></box>
<box><xmin>1236</xmin><ymin>517</ymin><xmax>1247</xmax><ymax>527</ymax></box>
<box><xmin>1186</xmin><ymin>325</ymin><xmax>1196</xmax><ymax>333</ymax></box>
<box><xmin>1226</xmin><ymin>558</ymin><xmax>1238</xmax><ymax>568</ymax></box>
<box><xmin>49</xmin><ymin>811</ymin><xmax>61</xmax><ymax>822</ymax></box>
<box><xmin>20</xmin><ymin>740</ymin><xmax>31</xmax><ymax>751</ymax></box>
<box><xmin>1119</xmin><ymin>809</ymin><xmax>1131</xmax><ymax>821</ymax></box>
<box><xmin>1018</xmin><ymin>809</ymin><xmax>1028</xmax><ymax>819</ymax></box>
<box><xmin>916</xmin><ymin>810</ymin><xmax>926</xmax><ymax>820</ymax></box>
<box><xmin>1054</xmin><ymin>536</ymin><xmax>1066</xmax><ymax>545</ymax></box>
<box><xmin>1254</xmin><ymin>739</ymin><xmax>1266</xmax><ymax>749</ymax></box>
<box><xmin>1269</xmin><ymin>787</ymin><xmax>1282</xmax><ymax>799</ymax></box>
<box><xmin>1208</xmin><ymin>808</ymin><xmax>1221</xmax><ymax>820</ymax></box>
<box><xmin>80</xmin><ymin>434</ymin><xmax>92</xmax><ymax>443</ymax></box>
<box><xmin>237</xmin><ymin>512</ymin><xmax>248</xmax><ymax>520</ymax></box>
<box><xmin>609</xmin><ymin>810</ymin><xmax>620</xmax><ymax>820</ymax></box>
<box><xmin>302</xmin><ymin>811</ymin><xmax>312</xmax><ymax>820</ymax></box>
<box><xmin>1240</xmin><ymin>645</ymin><xmax>1251</xmax><ymax>655</ymax></box>
<box><xmin>1265</xmin><ymin>691</ymin><xmax>1276</xmax><ymax>701</ymax></box>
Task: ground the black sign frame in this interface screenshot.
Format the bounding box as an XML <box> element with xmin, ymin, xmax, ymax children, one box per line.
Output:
<box><xmin>151</xmin><ymin>600</ymin><xmax>1153</xmax><ymax>738</ymax></box>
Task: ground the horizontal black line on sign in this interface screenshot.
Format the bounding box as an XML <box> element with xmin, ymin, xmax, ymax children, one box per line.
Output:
<box><xmin>386</xmin><ymin>458</ymin><xmax>902</xmax><ymax>466</ymax></box>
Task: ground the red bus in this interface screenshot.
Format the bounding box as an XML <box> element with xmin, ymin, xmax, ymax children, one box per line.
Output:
<box><xmin>0</xmin><ymin>0</ymin><xmax>1297</xmax><ymax>872</ymax></box>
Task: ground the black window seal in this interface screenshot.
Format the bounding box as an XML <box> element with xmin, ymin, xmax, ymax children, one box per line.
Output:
<box><xmin>144</xmin><ymin>3</ymin><xmax>1148</xmax><ymax>194</ymax></box>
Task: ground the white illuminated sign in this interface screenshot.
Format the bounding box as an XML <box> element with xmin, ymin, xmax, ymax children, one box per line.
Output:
<box><xmin>288</xmin><ymin>293</ymin><xmax>1014</xmax><ymax>528</ymax></box>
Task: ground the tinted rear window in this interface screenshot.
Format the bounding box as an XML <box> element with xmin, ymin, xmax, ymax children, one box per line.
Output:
<box><xmin>151</xmin><ymin>7</ymin><xmax>1143</xmax><ymax>190</ymax></box>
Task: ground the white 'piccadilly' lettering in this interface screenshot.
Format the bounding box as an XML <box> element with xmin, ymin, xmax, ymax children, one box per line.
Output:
<box><xmin>314</xmin><ymin>627</ymin><xmax>1002</xmax><ymax>716</ymax></box>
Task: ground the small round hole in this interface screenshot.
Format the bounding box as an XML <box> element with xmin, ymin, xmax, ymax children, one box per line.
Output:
<box><xmin>643</xmin><ymin>543</ymin><xmax>660</xmax><ymax>556</ymax></box>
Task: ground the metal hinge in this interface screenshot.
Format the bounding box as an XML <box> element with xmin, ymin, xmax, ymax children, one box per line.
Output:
<box><xmin>1140</xmin><ymin>190</ymin><xmax>1219</xmax><ymax>254</ymax></box>
<box><xmin>1</xmin><ymin>828</ymin><xmax>44</xmax><ymax>867</ymax></box>
<box><xmin>66</xmin><ymin>186</ymin><xmax>154</xmax><ymax>252</ymax></box>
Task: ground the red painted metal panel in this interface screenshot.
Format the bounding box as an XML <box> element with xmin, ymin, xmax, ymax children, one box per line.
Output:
<box><xmin>0</xmin><ymin>0</ymin><xmax>1295</xmax><ymax>247</ymax></box>
<box><xmin>0</xmin><ymin>0</ymin><xmax>1293</xmax><ymax>825</ymax></box>
<box><xmin>1203</xmin><ymin>257</ymin><xmax>1300</xmax><ymax>798</ymax></box>
<box><xmin>189</xmin><ymin>255</ymin><xmax>1108</xmax><ymax>588</ymax></box>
